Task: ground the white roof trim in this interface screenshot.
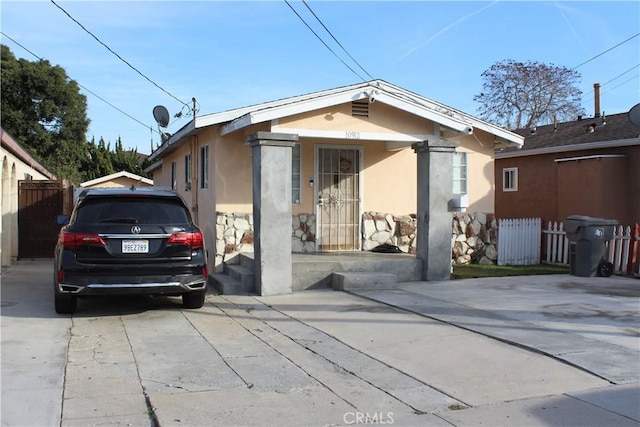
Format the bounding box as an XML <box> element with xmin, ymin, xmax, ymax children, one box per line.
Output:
<box><xmin>271</xmin><ymin>126</ymin><xmax>438</xmax><ymax>143</ymax></box>
<box><xmin>554</xmin><ymin>154</ymin><xmax>626</xmax><ymax>163</ymax></box>
<box><xmin>81</xmin><ymin>171</ymin><xmax>153</xmax><ymax>187</ymax></box>
<box><xmin>495</xmin><ymin>137</ymin><xmax>640</xmax><ymax>159</ymax></box>
<box><xmin>151</xmin><ymin>80</ymin><xmax>523</xmax><ymax>161</ymax></box>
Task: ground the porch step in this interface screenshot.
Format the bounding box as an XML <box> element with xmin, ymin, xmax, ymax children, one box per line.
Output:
<box><xmin>226</xmin><ymin>264</ymin><xmax>254</xmax><ymax>289</ymax></box>
<box><xmin>331</xmin><ymin>272</ymin><xmax>398</xmax><ymax>291</ymax></box>
<box><xmin>209</xmin><ymin>272</ymin><xmax>253</xmax><ymax>295</ymax></box>
<box><xmin>209</xmin><ymin>254</ymin><xmax>255</xmax><ymax>295</ymax></box>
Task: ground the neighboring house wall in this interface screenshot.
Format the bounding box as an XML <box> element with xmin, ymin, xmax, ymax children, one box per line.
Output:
<box><xmin>84</xmin><ymin>176</ymin><xmax>150</xmax><ymax>188</ymax></box>
<box><xmin>495</xmin><ymin>128</ymin><xmax>640</xmax><ymax>225</ymax></box>
<box><xmin>1</xmin><ymin>128</ymin><xmax>56</xmax><ymax>266</ymax></box>
<box><xmin>496</xmin><ymin>144</ymin><xmax>640</xmax><ymax>225</ymax></box>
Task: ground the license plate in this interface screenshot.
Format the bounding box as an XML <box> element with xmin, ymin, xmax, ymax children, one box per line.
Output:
<box><xmin>122</xmin><ymin>240</ymin><xmax>149</xmax><ymax>253</ymax></box>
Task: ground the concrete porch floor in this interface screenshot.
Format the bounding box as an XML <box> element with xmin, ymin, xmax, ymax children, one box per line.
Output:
<box><xmin>211</xmin><ymin>251</ymin><xmax>423</xmax><ymax>295</ymax></box>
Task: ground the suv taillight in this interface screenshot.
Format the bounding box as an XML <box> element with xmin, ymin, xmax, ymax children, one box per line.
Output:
<box><xmin>60</xmin><ymin>232</ymin><xmax>105</xmax><ymax>249</ymax></box>
<box><xmin>167</xmin><ymin>231</ymin><xmax>204</xmax><ymax>249</ymax></box>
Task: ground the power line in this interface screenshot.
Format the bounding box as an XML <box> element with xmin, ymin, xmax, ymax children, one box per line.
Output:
<box><xmin>602</xmin><ymin>74</ymin><xmax>639</xmax><ymax>97</ymax></box>
<box><xmin>301</xmin><ymin>1</ymin><xmax>374</xmax><ymax>80</ymax></box>
<box><xmin>1</xmin><ymin>31</ymin><xmax>160</xmax><ymax>137</ymax></box>
<box><xmin>602</xmin><ymin>64</ymin><xmax>640</xmax><ymax>87</ymax></box>
<box><xmin>572</xmin><ymin>32</ymin><xmax>640</xmax><ymax>70</ymax></box>
<box><xmin>284</xmin><ymin>0</ymin><xmax>367</xmax><ymax>82</ymax></box>
<box><xmin>50</xmin><ymin>0</ymin><xmax>188</xmax><ymax>107</ymax></box>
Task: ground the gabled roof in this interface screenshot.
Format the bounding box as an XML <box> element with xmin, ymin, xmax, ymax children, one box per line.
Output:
<box><xmin>496</xmin><ymin>112</ymin><xmax>640</xmax><ymax>158</ymax></box>
<box><xmin>149</xmin><ymin>80</ymin><xmax>524</xmax><ymax>162</ymax></box>
<box><xmin>80</xmin><ymin>170</ymin><xmax>153</xmax><ymax>188</ymax></box>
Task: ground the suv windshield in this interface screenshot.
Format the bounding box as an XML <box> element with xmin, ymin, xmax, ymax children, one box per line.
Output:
<box><xmin>74</xmin><ymin>198</ymin><xmax>190</xmax><ymax>225</ymax></box>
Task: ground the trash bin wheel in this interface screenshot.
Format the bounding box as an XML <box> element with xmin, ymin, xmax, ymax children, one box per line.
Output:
<box><xmin>597</xmin><ymin>260</ymin><xmax>614</xmax><ymax>277</ymax></box>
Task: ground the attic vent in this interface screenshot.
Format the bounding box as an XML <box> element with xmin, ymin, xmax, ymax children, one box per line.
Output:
<box><xmin>352</xmin><ymin>100</ymin><xmax>369</xmax><ymax>118</ymax></box>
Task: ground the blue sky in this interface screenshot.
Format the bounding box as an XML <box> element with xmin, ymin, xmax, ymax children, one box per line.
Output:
<box><xmin>2</xmin><ymin>1</ymin><xmax>639</xmax><ymax>155</ymax></box>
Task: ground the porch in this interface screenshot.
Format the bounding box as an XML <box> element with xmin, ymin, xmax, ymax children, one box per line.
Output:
<box><xmin>210</xmin><ymin>251</ymin><xmax>423</xmax><ymax>295</ymax></box>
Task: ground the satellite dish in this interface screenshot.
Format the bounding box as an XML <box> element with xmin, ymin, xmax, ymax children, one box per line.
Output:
<box><xmin>628</xmin><ymin>103</ymin><xmax>640</xmax><ymax>127</ymax></box>
<box><xmin>153</xmin><ymin>105</ymin><xmax>170</xmax><ymax>128</ymax></box>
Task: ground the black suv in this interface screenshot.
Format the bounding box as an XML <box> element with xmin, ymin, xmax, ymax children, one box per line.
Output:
<box><xmin>54</xmin><ymin>187</ymin><xmax>207</xmax><ymax>314</ymax></box>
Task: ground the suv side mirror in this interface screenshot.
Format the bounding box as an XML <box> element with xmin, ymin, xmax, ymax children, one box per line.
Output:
<box><xmin>56</xmin><ymin>215</ymin><xmax>70</xmax><ymax>226</ymax></box>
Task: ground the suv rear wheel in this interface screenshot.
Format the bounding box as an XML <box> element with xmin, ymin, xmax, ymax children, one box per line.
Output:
<box><xmin>182</xmin><ymin>292</ymin><xmax>205</xmax><ymax>309</ymax></box>
<box><xmin>55</xmin><ymin>293</ymin><xmax>77</xmax><ymax>314</ymax></box>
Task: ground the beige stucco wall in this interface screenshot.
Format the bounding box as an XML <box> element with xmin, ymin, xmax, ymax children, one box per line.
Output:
<box><xmin>1</xmin><ymin>150</ymin><xmax>53</xmax><ymax>266</ymax></box>
<box><xmin>152</xmin><ymin>100</ymin><xmax>497</xmax><ymax>272</ymax></box>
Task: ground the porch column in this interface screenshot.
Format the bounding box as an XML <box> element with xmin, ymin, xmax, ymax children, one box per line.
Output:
<box><xmin>247</xmin><ymin>132</ymin><xmax>298</xmax><ymax>296</ymax></box>
<box><xmin>412</xmin><ymin>139</ymin><xmax>457</xmax><ymax>281</ymax></box>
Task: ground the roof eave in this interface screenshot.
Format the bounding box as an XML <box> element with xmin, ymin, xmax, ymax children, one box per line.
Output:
<box><xmin>495</xmin><ymin>137</ymin><xmax>640</xmax><ymax>159</ymax></box>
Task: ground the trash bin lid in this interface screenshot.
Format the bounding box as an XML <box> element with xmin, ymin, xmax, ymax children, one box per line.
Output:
<box><xmin>565</xmin><ymin>215</ymin><xmax>618</xmax><ymax>232</ymax></box>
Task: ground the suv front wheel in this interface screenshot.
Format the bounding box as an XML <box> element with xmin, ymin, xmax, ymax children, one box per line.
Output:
<box><xmin>182</xmin><ymin>292</ymin><xmax>205</xmax><ymax>309</ymax></box>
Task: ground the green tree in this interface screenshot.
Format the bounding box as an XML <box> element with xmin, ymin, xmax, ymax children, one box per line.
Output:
<box><xmin>474</xmin><ymin>60</ymin><xmax>585</xmax><ymax>130</ymax></box>
<box><xmin>112</xmin><ymin>138</ymin><xmax>147</xmax><ymax>176</ymax></box>
<box><xmin>1</xmin><ymin>44</ymin><xmax>90</xmax><ymax>183</ymax></box>
<box><xmin>82</xmin><ymin>137</ymin><xmax>115</xmax><ymax>181</ymax></box>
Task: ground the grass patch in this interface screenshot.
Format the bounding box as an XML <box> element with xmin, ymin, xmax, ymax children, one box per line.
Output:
<box><xmin>451</xmin><ymin>263</ymin><xmax>569</xmax><ymax>279</ymax></box>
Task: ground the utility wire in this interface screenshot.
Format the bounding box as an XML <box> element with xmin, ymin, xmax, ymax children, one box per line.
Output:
<box><xmin>602</xmin><ymin>74</ymin><xmax>639</xmax><ymax>97</ymax></box>
<box><xmin>572</xmin><ymin>32</ymin><xmax>640</xmax><ymax>70</ymax></box>
<box><xmin>601</xmin><ymin>64</ymin><xmax>640</xmax><ymax>87</ymax></box>
<box><xmin>301</xmin><ymin>1</ymin><xmax>374</xmax><ymax>80</ymax></box>
<box><xmin>1</xmin><ymin>31</ymin><xmax>160</xmax><ymax>136</ymax></box>
<box><xmin>284</xmin><ymin>0</ymin><xmax>367</xmax><ymax>82</ymax></box>
<box><xmin>50</xmin><ymin>0</ymin><xmax>188</xmax><ymax>107</ymax></box>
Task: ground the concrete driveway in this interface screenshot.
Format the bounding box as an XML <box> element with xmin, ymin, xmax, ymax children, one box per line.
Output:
<box><xmin>1</xmin><ymin>259</ymin><xmax>638</xmax><ymax>426</ymax></box>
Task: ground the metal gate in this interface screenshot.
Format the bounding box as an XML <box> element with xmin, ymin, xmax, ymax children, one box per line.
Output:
<box><xmin>18</xmin><ymin>180</ymin><xmax>64</xmax><ymax>258</ymax></box>
<box><xmin>316</xmin><ymin>146</ymin><xmax>362</xmax><ymax>251</ymax></box>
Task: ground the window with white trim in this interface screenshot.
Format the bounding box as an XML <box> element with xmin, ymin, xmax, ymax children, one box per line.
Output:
<box><xmin>170</xmin><ymin>161</ymin><xmax>177</xmax><ymax>190</ymax></box>
<box><xmin>200</xmin><ymin>145</ymin><xmax>209</xmax><ymax>189</ymax></box>
<box><xmin>452</xmin><ymin>152</ymin><xmax>467</xmax><ymax>195</ymax></box>
<box><xmin>292</xmin><ymin>143</ymin><xmax>301</xmax><ymax>204</ymax></box>
<box><xmin>184</xmin><ymin>153</ymin><xmax>192</xmax><ymax>191</ymax></box>
<box><xmin>503</xmin><ymin>167</ymin><xmax>518</xmax><ymax>191</ymax></box>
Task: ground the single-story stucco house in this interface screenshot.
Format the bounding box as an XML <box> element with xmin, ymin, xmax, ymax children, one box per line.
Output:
<box><xmin>146</xmin><ymin>80</ymin><xmax>523</xmax><ymax>295</ymax></box>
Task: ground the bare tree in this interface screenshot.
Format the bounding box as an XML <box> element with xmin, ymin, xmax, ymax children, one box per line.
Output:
<box><xmin>474</xmin><ymin>60</ymin><xmax>585</xmax><ymax>130</ymax></box>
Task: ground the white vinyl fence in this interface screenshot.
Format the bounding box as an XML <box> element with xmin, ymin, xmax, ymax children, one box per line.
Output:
<box><xmin>497</xmin><ymin>218</ymin><xmax>541</xmax><ymax>265</ymax></box>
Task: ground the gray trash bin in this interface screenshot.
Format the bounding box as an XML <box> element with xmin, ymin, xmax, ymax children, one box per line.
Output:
<box><xmin>564</xmin><ymin>215</ymin><xmax>618</xmax><ymax>277</ymax></box>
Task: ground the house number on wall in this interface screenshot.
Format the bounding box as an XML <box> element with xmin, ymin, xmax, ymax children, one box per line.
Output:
<box><xmin>345</xmin><ymin>131</ymin><xmax>361</xmax><ymax>139</ymax></box>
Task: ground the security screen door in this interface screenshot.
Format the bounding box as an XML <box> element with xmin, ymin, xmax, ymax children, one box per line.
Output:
<box><xmin>316</xmin><ymin>146</ymin><xmax>362</xmax><ymax>251</ymax></box>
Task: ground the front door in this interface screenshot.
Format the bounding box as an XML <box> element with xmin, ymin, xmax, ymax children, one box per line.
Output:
<box><xmin>316</xmin><ymin>146</ymin><xmax>362</xmax><ymax>251</ymax></box>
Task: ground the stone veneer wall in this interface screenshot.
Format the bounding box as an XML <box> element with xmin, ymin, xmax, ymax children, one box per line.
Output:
<box><xmin>215</xmin><ymin>212</ymin><xmax>316</xmax><ymax>272</ymax></box>
<box><xmin>214</xmin><ymin>211</ymin><xmax>498</xmax><ymax>271</ymax></box>
<box><xmin>452</xmin><ymin>212</ymin><xmax>498</xmax><ymax>265</ymax></box>
<box><xmin>361</xmin><ymin>212</ymin><xmax>418</xmax><ymax>253</ymax></box>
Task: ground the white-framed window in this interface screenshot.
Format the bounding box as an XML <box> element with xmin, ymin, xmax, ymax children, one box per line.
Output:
<box><xmin>170</xmin><ymin>161</ymin><xmax>177</xmax><ymax>190</ymax></box>
<box><xmin>453</xmin><ymin>152</ymin><xmax>467</xmax><ymax>195</ymax></box>
<box><xmin>200</xmin><ymin>145</ymin><xmax>209</xmax><ymax>189</ymax></box>
<box><xmin>292</xmin><ymin>143</ymin><xmax>301</xmax><ymax>204</ymax></box>
<box><xmin>184</xmin><ymin>153</ymin><xmax>192</xmax><ymax>191</ymax></box>
<box><xmin>503</xmin><ymin>167</ymin><xmax>518</xmax><ymax>191</ymax></box>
